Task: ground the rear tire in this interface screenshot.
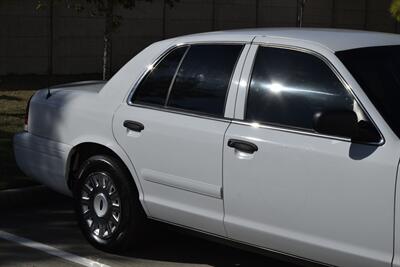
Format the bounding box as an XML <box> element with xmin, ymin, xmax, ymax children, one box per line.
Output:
<box><xmin>73</xmin><ymin>155</ymin><xmax>145</xmax><ymax>252</ymax></box>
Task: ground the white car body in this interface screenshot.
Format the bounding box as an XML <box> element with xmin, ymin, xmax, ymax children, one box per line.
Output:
<box><xmin>13</xmin><ymin>28</ymin><xmax>400</xmax><ymax>267</ymax></box>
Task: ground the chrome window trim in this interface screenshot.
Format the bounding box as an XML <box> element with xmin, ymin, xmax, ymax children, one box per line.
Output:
<box><xmin>128</xmin><ymin>103</ymin><xmax>232</xmax><ymax>123</ymax></box>
<box><xmin>233</xmin><ymin>118</ymin><xmax>385</xmax><ymax>146</ymax></box>
<box><xmin>164</xmin><ymin>46</ymin><xmax>190</xmax><ymax>106</ymax></box>
<box><xmin>241</xmin><ymin>43</ymin><xmax>385</xmax><ymax>146</ymax></box>
<box><xmin>232</xmin><ymin>119</ymin><xmax>353</xmax><ymax>143</ymax></box>
<box><xmin>127</xmin><ymin>41</ymin><xmax>248</xmax><ymax>119</ymax></box>
<box><xmin>127</xmin><ymin>43</ymin><xmax>189</xmax><ymax>106</ymax></box>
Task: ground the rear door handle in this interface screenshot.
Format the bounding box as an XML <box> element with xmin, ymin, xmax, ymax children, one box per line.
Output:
<box><xmin>124</xmin><ymin>120</ymin><xmax>144</xmax><ymax>132</ymax></box>
<box><xmin>228</xmin><ymin>139</ymin><xmax>258</xmax><ymax>154</ymax></box>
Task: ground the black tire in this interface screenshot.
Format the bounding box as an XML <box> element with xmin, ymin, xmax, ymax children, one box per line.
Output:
<box><xmin>73</xmin><ymin>154</ymin><xmax>145</xmax><ymax>252</ymax></box>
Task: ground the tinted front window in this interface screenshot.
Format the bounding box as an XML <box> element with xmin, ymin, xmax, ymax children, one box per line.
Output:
<box><xmin>337</xmin><ymin>45</ymin><xmax>400</xmax><ymax>138</ymax></box>
<box><xmin>246</xmin><ymin>47</ymin><xmax>358</xmax><ymax>131</ymax></box>
<box><xmin>132</xmin><ymin>46</ymin><xmax>187</xmax><ymax>106</ymax></box>
<box><xmin>167</xmin><ymin>45</ymin><xmax>243</xmax><ymax>116</ymax></box>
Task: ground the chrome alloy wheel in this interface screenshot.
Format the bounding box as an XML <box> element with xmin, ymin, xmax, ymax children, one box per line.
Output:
<box><xmin>80</xmin><ymin>172</ymin><xmax>121</xmax><ymax>240</ymax></box>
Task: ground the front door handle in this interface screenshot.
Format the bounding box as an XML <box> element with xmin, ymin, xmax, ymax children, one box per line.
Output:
<box><xmin>228</xmin><ymin>139</ymin><xmax>258</xmax><ymax>154</ymax></box>
<box><xmin>124</xmin><ymin>120</ymin><xmax>144</xmax><ymax>132</ymax></box>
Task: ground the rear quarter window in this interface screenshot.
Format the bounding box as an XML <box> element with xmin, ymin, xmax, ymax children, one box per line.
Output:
<box><xmin>131</xmin><ymin>46</ymin><xmax>188</xmax><ymax>106</ymax></box>
<box><xmin>166</xmin><ymin>44</ymin><xmax>243</xmax><ymax>117</ymax></box>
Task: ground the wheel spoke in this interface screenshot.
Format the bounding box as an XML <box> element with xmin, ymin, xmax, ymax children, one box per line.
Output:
<box><xmin>105</xmin><ymin>177</ymin><xmax>112</xmax><ymax>191</ymax></box>
<box><xmin>90</xmin><ymin>175</ymin><xmax>98</xmax><ymax>188</ymax></box>
<box><xmin>86</xmin><ymin>218</ymin><xmax>93</xmax><ymax>228</ymax></box>
<box><xmin>112</xmin><ymin>205</ymin><xmax>121</xmax><ymax>215</ymax></box>
<box><xmin>101</xmin><ymin>175</ymin><xmax>108</xmax><ymax>189</ymax></box>
<box><xmin>82</xmin><ymin>210</ymin><xmax>91</xmax><ymax>219</ymax></box>
<box><xmin>84</xmin><ymin>182</ymin><xmax>93</xmax><ymax>192</ymax></box>
<box><xmin>81</xmin><ymin>184</ymin><xmax>92</xmax><ymax>196</ymax></box>
<box><xmin>110</xmin><ymin>192</ymin><xmax>119</xmax><ymax>202</ymax></box>
<box><xmin>112</xmin><ymin>203</ymin><xmax>120</xmax><ymax>210</ymax></box>
<box><xmin>81</xmin><ymin>197</ymin><xmax>90</xmax><ymax>205</ymax></box>
<box><xmin>90</xmin><ymin>220</ymin><xmax>97</xmax><ymax>233</ymax></box>
<box><xmin>99</xmin><ymin>223</ymin><xmax>105</xmax><ymax>237</ymax></box>
<box><xmin>106</xmin><ymin>222</ymin><xmax>113</xmax><ymax>235</ymax></box>
<box><xmin>108</xmin><ymin>183</ymin><xmax>117</xmax><ymax>196</ymax></box>
<box><xmin>81</xmin><ymin>171</ymin><xmax>122</xmax><ymax>240</ymax></box>
<box><xmin>112</xmin><ymin>211</ymin><xmax>120</xmax><ymax>223</ymax></box>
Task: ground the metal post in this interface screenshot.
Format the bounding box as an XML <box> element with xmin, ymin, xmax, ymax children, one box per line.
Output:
<box><xmin>363</xmin><ymin>0</ymin><xmax>369</xmax><ymax>30</ymax></box>
<box><xmin>255</xmin><ymin>0</ymin><xmax>259</xmax><ymax>27</ymax></box>
<box><xmin>48</xmin><ymin>0</ymin><xmax>54</xmax><ymax>76</ymax></box>
<box><xmin>331</xmin><ymin>0</ymin><xmax>336</xmax><ymax>28</ymax></box>
<box><xmin>162</xmin><ymin>0</ymin><xmax>166</xmax><ymax>39</ymax></box>
<box><xmin>212</xmin><ymin>0</ymin><xmax>216</xmax><ymax>31</ymax></box>
<box><xmin>297</xmin><ymin>0</ymin><xmax>306</xmax><ymax>28</ymax></box>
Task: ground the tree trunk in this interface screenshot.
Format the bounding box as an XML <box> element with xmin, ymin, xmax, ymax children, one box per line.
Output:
<box><xmin>297</xmin><ymin>0</ymin><xmax>306</xmax><ymax>27</ymax></box>
<box><xmin>48</xmin><ymin>0</ymin><xmax>54</xmax><ymax>76</ymax></box>
<box><xmin>103</xmin><ymin>0</ymin><xmax>113</xmax><ymax>80</ymax></box>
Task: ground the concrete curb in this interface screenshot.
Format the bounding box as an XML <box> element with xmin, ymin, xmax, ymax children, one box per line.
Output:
<box><xmin>0</xmin><ymin>185</ymin><xmax>60</xmax><ymax>210</ymax></box>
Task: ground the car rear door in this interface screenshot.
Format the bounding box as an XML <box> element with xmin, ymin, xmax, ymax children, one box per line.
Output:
<box><xmin>223</xmin><ymin>41</ymin><xmax>398</xmax><ymax>267</ymax></box>
<box><xmin>113</xmin><ymin>43</ymin><xmax>249</xmax><ymax>236</ymax></box>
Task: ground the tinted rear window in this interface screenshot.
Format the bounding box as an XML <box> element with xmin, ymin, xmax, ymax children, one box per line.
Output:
<box><xmin>167</xmin><ymin>44</ymin><xmax>243</xmax><ymax>117</ymax></box>
<box><xmin>132</xmin><ymin>46</ymin><xmax>187</xmax><ymax>106</ymax></box>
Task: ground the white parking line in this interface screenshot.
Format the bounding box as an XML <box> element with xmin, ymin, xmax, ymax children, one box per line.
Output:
<box><xmin>0</xmin><ymin>230</ymin><xmax>110</xmax><ymax>267</ymax></box>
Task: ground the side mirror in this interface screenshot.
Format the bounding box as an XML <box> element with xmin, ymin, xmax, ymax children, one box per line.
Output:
<box><xmin>352</xmin><ymin>120</ymin><xmax>382</xmax><ymax>144</ymax></box>
<box><xmin>313</xmin><ymin>110</ymin><xmax>358</xmax><ymax>138</ymax></box>
<box><xmin>313</xmin><ymin>110</ymin><xmax>382</xmax><ymax>144</ymax></box>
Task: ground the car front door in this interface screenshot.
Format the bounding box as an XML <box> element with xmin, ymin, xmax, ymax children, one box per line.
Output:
<box><xmin>114</xmin><ymin>43</ymin><xmax>248</xmax><ymax>236</ymax></box>
<box><xmin>223</xmin><ymin>43</ymin><xmax>398</xmax><ymax>266</ymax></box>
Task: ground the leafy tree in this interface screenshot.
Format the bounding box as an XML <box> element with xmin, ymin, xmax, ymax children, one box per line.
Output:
<box><xmin>391</xmin><ymin>0</ymin><xmax>400</xmax><ymax>22</ymax></box>
<box><xmin>38</xmin><ymin>0</ymin><xmax>178</xmax><ymax>80</ymax></box>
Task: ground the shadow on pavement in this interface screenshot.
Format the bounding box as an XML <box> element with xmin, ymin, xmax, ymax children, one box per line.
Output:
<box><xmin>0</xmin><ymin>187</ymin><xmax>297</xmax><ymax>267</ymax></box>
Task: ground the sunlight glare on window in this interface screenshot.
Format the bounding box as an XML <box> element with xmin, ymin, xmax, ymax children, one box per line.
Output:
<box><xmin>250</xmin><ymin>122</ymin><xmax>261</xmax><ymax>128</ymax></box>
<box><xmin>267</xmin><ymin>82</ymin><xmax>285</xmax><ymax>94</ymax></box>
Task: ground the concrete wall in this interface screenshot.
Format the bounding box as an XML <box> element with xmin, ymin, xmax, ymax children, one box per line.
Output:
<box><xmin>0</xmin><ymin>0</ymin><xmax>399</xmax><ymax>75</ymax></box>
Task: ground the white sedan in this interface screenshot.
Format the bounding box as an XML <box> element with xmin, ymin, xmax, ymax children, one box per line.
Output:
<box><xmin>14</xmin><ymin>28</ymin><xmax>400</xmax><ymax>267</ymax></box>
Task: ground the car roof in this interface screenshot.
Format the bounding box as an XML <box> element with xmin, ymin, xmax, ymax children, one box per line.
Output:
<box><xmin>183</xmin><ymin>28</ymin><xmax>400</xmax><ymax>52</ymax></box>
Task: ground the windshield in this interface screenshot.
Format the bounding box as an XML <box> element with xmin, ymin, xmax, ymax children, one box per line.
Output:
<box><xmin>336</xmin><ymin>45</ymin><xmax>400</xmax><ymax>138</ymax></box>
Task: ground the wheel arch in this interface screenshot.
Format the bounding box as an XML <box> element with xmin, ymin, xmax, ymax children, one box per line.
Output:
<box><xmin>66</xmin><ymin>140</ymin><xmax>148</xmax><ymax>215</ymax></box>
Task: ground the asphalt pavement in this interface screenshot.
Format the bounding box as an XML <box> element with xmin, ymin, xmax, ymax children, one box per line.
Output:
<box><xmin>0</xmin><ymin>187</ymin><xmax>298</xmax><ymax>267</ymax></box>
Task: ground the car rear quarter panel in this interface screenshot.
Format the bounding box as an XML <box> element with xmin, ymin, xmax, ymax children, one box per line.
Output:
<box><xmin>27</xmin><ymin>38</ymin><xmax>178</xmax><ymax>203</ymax></box>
